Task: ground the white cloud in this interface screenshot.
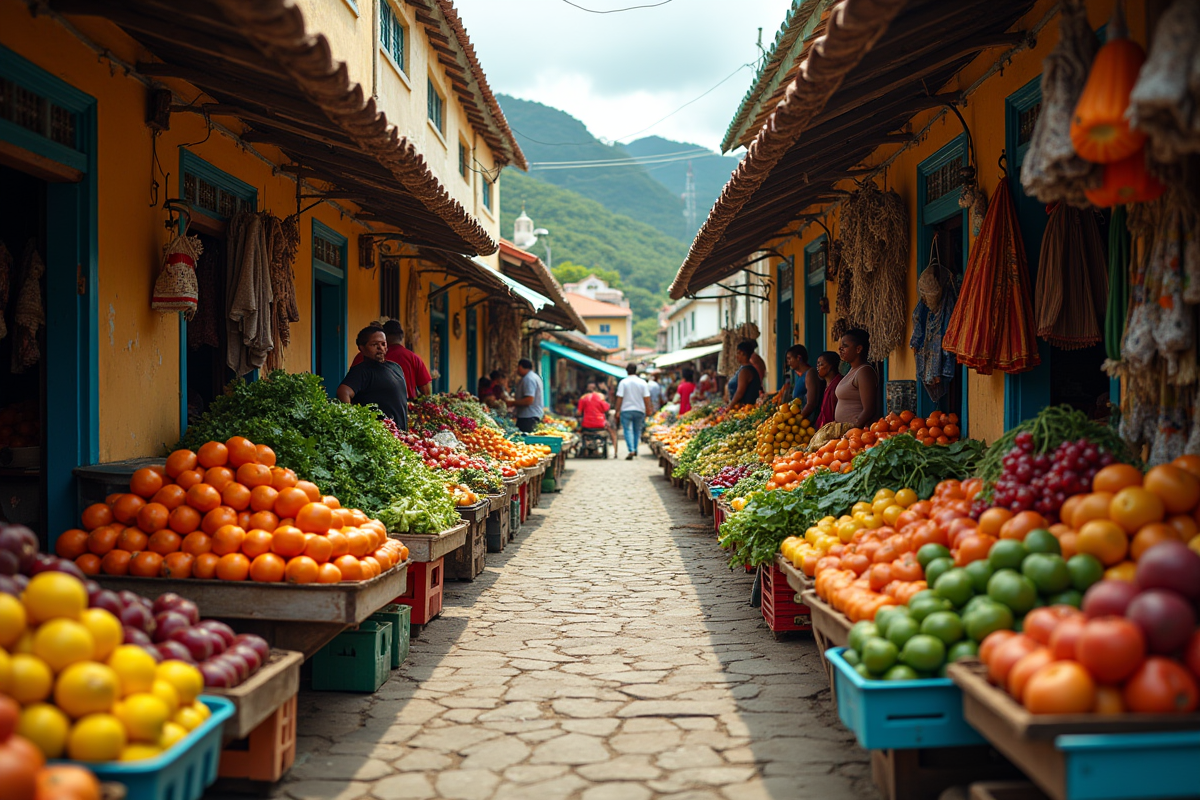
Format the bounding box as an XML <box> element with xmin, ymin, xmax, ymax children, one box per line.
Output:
<box><xmin>453</xmin><ymin>0</ymin><xmax>796</xmax><ymax>150</ymax></box>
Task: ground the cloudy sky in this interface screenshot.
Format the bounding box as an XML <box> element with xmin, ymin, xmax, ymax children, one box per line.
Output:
<box><xmin>453</xmin><ymin>0</ymin><xmax>795</xmax><ymax>153</ymax></box>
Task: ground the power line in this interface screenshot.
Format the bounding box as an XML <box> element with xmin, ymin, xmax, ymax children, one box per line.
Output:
<box><xmin>612</xmin><ymin>61</ymin><xmax>755</xmax><ymax>143</ymax></box>
<box><xmin>558</xmin><ymin>0</ymin><xmax>674</xmax><ymax>12</ymax></box>
<box><xmin>510</xmin><ymin>126</ymin><xmax>597</xmax><ymax>147</ymax></box>
<box><xmin>530</xmin><ymin>147</ymin><xmax>715</xmax><ymax>167</ymax></box>
<box><xmin>531</xmin><ymin>150</ymin><xmax>720</xmax><ymax>171</ymax></box>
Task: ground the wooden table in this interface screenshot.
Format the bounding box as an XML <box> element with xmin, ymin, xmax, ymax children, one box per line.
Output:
<box><xmin>801</xmin><ymin>589</ymin><xmax>851</xmax><ymax>693</ymax></box>
<box><xmin>394</xmin><ymin>521</ymin><xmax>469</xmax><ymax>562</ymax></box>
<box><xmin>448</xmin><ymin>504</ymin><xmax>488</xmax><ymax>581</ymax></box>
<box><xmin>96</xmin><ymin>564</ymin><xmax>407</xmax><ymax>659</ymax></box>
<box><xmin>209</xmin><ymin>649</ymin><xmax>303</xmax><ymax>741</ymax></box>
<box><xmin>777</xmin><ymin>556</ymin><xmax>813</xmax><ymax>596</ymax></box>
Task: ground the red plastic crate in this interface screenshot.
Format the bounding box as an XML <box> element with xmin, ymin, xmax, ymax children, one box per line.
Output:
<box><xmin>396</xmin><ymin>557</ymin><xmax>444</xmax><ymax>625</ymax></box>
<box><xmin>761</xmin><ymin>563</ymin><xmax>812</xmax><ymax>632</ymax></box>
<box><xmin>219</xmin><ymin>693</ymin><xmax>297</xmax><ymax>782</ymax></box>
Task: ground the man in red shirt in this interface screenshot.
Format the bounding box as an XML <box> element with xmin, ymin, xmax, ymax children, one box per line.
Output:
<box><xmin>677</xmin><ymin>367</ymin><xmax>697</xmax><ymax>415</ymax></box>
<box><xmin>350</xmin><ymin>320</ymin><xmax>432</xmax><ymax>399</ymax></box>
<box><xmin>576</xmin><ymin>382</ymin><xmax>610</xmax><ymax>431</ymax></box>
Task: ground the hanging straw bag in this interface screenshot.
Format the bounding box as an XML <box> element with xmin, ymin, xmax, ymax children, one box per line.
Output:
<box><xmin>152</xmin><ymin>221</ymin><xmax>203</xmax><ymax>320</ymax></box>
<box><xmin>917</xmin><ymin>238</ymin><xmax>947</xmax><ymax>312</ymax></box>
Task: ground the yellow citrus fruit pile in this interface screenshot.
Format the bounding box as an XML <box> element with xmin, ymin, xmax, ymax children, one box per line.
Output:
<box><xmin>0</xmin><ymin>571</ymin><xmax>210</xmax><ymax>762</ymax></box>
<box><xmin>756</xmin><ymin>399</ymin><xmax>815</xmax><ymax>461</ymax></box>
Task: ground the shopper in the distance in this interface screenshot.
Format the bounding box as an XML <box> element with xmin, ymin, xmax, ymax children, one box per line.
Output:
<box><xmin>614</xmin><ymin>364</ymin><xmax>653</xmax><ymax>460</ymax></box>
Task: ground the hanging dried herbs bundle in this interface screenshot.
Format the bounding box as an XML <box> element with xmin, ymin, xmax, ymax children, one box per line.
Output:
<box><xmin>840</xmin><ymin>183</ymin><xmax>908</xmax><ymax>361</ymax></box>
<box><xmin>264</xmin><ymin>213</ymin><xmax>300</xmax><ymax>373</ymax></box>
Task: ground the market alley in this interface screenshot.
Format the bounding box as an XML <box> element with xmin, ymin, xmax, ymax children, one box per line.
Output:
<box><xmin>273</xmin><ymin>454</ymin><xmax>874</xmax><ymax>800</ymax></box>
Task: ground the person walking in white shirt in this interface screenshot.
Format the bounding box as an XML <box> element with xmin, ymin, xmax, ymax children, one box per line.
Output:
<box><xmin>614</xmin><ymin>364</ymin><xmax>653</xmax><ymax>460</ymax></box>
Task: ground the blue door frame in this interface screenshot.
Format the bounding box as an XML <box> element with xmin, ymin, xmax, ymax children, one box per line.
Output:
<box><xmin>311</xmin><ymin>220</ymin><xmax>347</xmax><ymax>398</ymax></box>
<box><xmin>775</xmin><ymin>256</ymin><xmax>793</xmax><ymax>390</ymax></box>
<box><xmin>429</xmin><ymin>285</ymin><xmax>449</xmax><ymax>393</ymax></box>
<box><xmin>0</xmin><ymin>46</ymin><xmax>99</xmax><ymax>546</ymax></box>
<box><xmin>178</xmin><ymin>150</ymin><xmax>258</xmax><ymax>428</ymax></box>
<box><xmin>803</xmin><ymin>239</ymin><xmax>827</xmax><ymax>360</ymax></box>
<box><xmin>466</xmin><ymin>307</ymin><xmax>478</xmax><ymax>394</ymax></box>
<box><xmin>916</xmin><ymin>134</ymin><xmax>971</xmax><ymax>435</ymax></box>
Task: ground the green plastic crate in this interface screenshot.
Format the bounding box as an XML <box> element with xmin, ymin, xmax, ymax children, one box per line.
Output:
<box><xmin>370</xmin><ymin>604</ymin><xmax>411</xmax><ymax>669</ymax></box>
<box><xmin>541</xmin><ymin>476</ymin><xmax>558</xmax><ymax>493</ymax></box>
<box><xmin>312</xmin><ymin>620</ymin><xmax>392</xmax><ymax>692</ymax></box>
<box><xmin>522</xmin><ymin>435</ymin><xmax>562</xmax><ymax>454</ymax></box>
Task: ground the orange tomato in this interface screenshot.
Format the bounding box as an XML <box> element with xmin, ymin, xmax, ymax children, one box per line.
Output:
<box><xmin>954</xmin><ymin>533</ymin><xmax>995</xmax><ymax>566</ymax></box>
<box><xmin>186</xmin><ymin>483</ymin><xmax>221</xmax><ymax>514</ymax></box>
<box><xmin>112</xmin><ymin>494</ymin><xmax>146</xmax><ymax>525</ymax></box>
<box><xmin>1024</xmin><ymin>661</ymin><xmax>1097</xmax><ymax>713</ymax></box>
<box><xmin>181</xmin><ymin>531</ymin><xmax>213</xmax><ymax>556</ymax></box>
<box><xmin>129</xmin><ymin>468</ymin><xmax>165</xmax><ymax>499</ymax></box>
<box><xmin>151</xmin><ymin>484</ymin><xmax>187</xmax><ymax>511</ymax></box>
<box><xmin>1007</xmin><ymin>647</ymin><xmax>1057</xmax><ymax>700</ymax></box>
<box><xmin>249</xmin><ymin>552</ymin><xmax>286</xmax><ymax>582</ymax></box>
<box><xmin>271</xmin><ymin>526</ymin><xmax>307</xmax><ymax>558</ymax></box>
<box><xmin>203</xmin><ymin>466</ymin><xmax>235</xmax><ymax>492</ymax></box>
<box><xmin>303</xmin><ymin>533</ymin><xmax>333</xmax><ymax>564</ymax></box>
<box><xmin>55</xmin><ymin>529</ymin><xmax>90</xmax><ymax>560</ymax></box>
<box><xmin>211</xmin><ymin>524</ymin><xmax>246</xmax><ymax>556</ymax></box>
<box><xmin>270</xmin><ymin>467</ymin><xmax>298</xmax><ymax>491</ymax></box>
<box><xmin>237</xmin><ymin>463</ymin><xmax>273</xmax><ymax>488</ymax></box>
<box><xmin>1093</xmin><ymin>463</ymin><xmax>1143</xmax><ymax>494</ymax></box>
<box><xmin>1143</xmin><ymin>464</ymin><xmax>1200</xmax><ymax>515</ymax></box>
<box><xmin>987</xmin><ymin>634</ymin><xmax>1040</xmax><ymax>686</ymax></box>
<box><xmin>87</xmin><ymin>526</ymin><xmax>119</xmax><ymax>557</ymax></box>
<box><xmin>285</xmin><ymin>555</ymin><xmax>319</xmax><ymax>584</ymax></box>
<box><xmin>333</xmin><ymin>555</ymin><xmax>362</xmax><ymax>581</ymax></box>
<box><xmin>221</xmin><ymin>482</ymin><xmax>252</xmax><ymax>512</ymax></box>
<box><xmin>147</xmin><ymin>529</ymin><xmax>182</xmax><ymax>555</ymax></box>
<box><xmin>193</xmin><ymin>552</ymin><xmax>220</xmax><ymax>580</ymax></box>
<box><xmin>75</xmin><ymin>553</ymin><xmax>101</xmax><ymax>575</ymax></box>
<box><xmin>296</xmin><ymin>481</ymin><xmax>321</xmax><ymax>502</ymax></box>
<box><xmin>1076</xmin><ymin>519</ymin><xmax>1129</xmax><ymax>566</ymax></box>
<box><xmin>256</xmin><ymin>445</ymin><xmax>277</xmax><ymax>467</ymax></box>
<box><xmin>326</xmin><ymin>531</ymin><xmax>349</xmax><ymax>558</ymax></box>
<box><xmin>241</xmin><ymin>529</ymin><xmax>274</xmax><ymax>559</ymax></box>
<box><xmin>129</xmin><ymin>551</ymin><xmax>164</xmax><ymax>578</ymax></box>
<box><xmin>161</xmin><ymin>552</ymin><xmax>194</xmax><ymax>579</ymax></box>
<box><xmin>197</xmin><ymin>441</ymin><xmax>229</xmax><ymax>469</ymax></box>
<box><xmin>296</xmin><ymin>503</ymin><xmax>333</xmax><ymax>534</ymax></box>
<box><xmin>1093</xmin><ymin>685</ymin><xmax>1126</xmax><ymax>714</ymax></box>
<box><xmin>81</xmin><ymin>503</ymin><xmax>113</xmax><ymax>531</ymax></box>
<box><xmin>1168</xmin><ymin>514</ymin><xmax>1199</xmax><ymax>542</ymax></box>
<box><xmin>100</xmin><ymin>549</ymin><xmax>132</xmax><ymax>576</ymax></box>
<box><xmin>1171</xmin><ymin>454</ymin><xmax>1200</xmax><ymax>480</ymax></box>
<box><xmin>1109</xmin><ymin>487</ymin><xmax>1165</xmax><ymax>533</ymax></box>
<box><xmin>165</xmin><ymin>449</ymin><xmax>198</xmax><ymax>478</ymax></box>
<box><xmin>225</xmin><ymin>436</ymin><xmax>258</xmax><ymax>468</ymax></box>
<box><xmin>168</xmin><ymin>505</ymin><xmax>201</xmax><ymax>535</ymax></box>
<box><xmin>250</xmin><ymin>485</ymin><xmax>279</xmax><ymax>512</ymax></box>
<box><xmin>247</xmin><ymin>510</ymin><xmax>279</xmax><ymax>532</ymax></box>
<box><xmin>201</xmin><ymin>506</ymin><xmax>238</xmax><ymax>535</ymax></box>
<box><xmin>136</xmin><ymin>502</ymin><xmax>170</xmax><ymax>534</ymax></box>
<box><xmin>1131</xmin><ymin>523</ymin><xmax>1182</xmax><ymax>560</ymax></box>
<box><xmin>978</xmin><ymin>507</ymin><xmax>1014</xmax><ymax>537</ymax></box>
<box><xmin>317</xmin><ymin>563</ymin><xmax>343</xmax><ymax>584</ymax></box>
<box><xmin>215</xmin><ymin>552</ymin><xmax>251</xmax><ymax>581</ymax></box>
<box><xmin>999</xmin><ymin>511</ymin><xmax>1048</xmax><ymax>541</ymax></box>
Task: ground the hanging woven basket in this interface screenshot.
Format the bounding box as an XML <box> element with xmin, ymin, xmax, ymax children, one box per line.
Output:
<box><xmin>152</xmin><ymin>233</ymin><xmax>203</xmax><ymax>319</ymax></box>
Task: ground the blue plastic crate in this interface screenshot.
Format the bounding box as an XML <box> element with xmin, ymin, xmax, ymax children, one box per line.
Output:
<box><xmin>73</xmin><ymin>695</ymin><xmax>234</xmax><ymax>800</ymax></box>
<box><xmin>709</xmin><ymin>487</ymin><xmax>725</xmax><ymax>498</ymax></box>
<box><xmin>1056</xmin><ymin>729</ymin><xmax>1200</xmax><ymax>800</ymax></box>
<box><xmin>826</xmin><ymin>647</ymin><xmax>984</xmax><ymax>749</ymax></box>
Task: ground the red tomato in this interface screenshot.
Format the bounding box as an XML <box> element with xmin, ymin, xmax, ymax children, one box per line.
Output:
<box><xmin>979</xmin><ymin>629</ymin><xmax>1019</xmax><ymax>666</ymax></box>
<box><xmin>1076</xmin><ymin>617</ymin><xmax>1146</xmax><ymax>685</ymax></box>
<box><xmin>988</xmin><ymin>634</ymin><xmax>1040</xmax><ymax>687</ymax></box>
<box><xmin>1048</xmin><ymin>616</ymin><xmax>1088</xmax><ymax>661</ymax></box>
<box><xmin>1008</xmin><ymin>647</ymin><xmax>1057</xmax><ymax>701</ymax></box>
<box><xmin>1123</xmin><ymin>657</ymin><xmax>1199</xmax><ymax>713</ymax></box>
<box><xmin>1024</xmin><ymin>606</ymin><xmax>1084</xmax><ymax>646</ymax></box>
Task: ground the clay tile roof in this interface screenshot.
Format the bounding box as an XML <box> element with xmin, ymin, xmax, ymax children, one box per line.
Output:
<box><xmin>565</xmin><ymin>292</ymin><xmax>633</xmax><ymax>318</ymax></box>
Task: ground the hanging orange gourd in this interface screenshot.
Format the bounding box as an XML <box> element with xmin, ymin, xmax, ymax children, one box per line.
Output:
<box><xmin>1070</xmin><ymin>0</ymin><xmax>1146</xmax><ymax>164</ymax></box>
<box><xmin>1084</xmin><ymin>147</ymin><xmax>1165</xmax><ymax>207</ymax></box>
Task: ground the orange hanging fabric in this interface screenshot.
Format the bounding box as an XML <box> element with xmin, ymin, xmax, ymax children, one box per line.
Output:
<box><xmin>943</xmin><ymin>179</ymin><xmax>1041</xmax><ymax>374</ymax></box>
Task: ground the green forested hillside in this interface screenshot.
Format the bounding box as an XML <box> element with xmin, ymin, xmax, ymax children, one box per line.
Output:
<box><xmin>500</xmin><ymin>168</ymin><xmax>686</xmax><ymax>339</ymax></box>
<box><xmin>498</xmin><ymin>95</ymin><xmax>688</xmax><ymax>242</ymax></box>
<box><xmin>622</xmin><ymin>136</ymin><xmax>740</xmax><ymax>236</ymax></box>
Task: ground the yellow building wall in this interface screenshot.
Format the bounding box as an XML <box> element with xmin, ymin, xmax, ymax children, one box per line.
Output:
<box><xmin>584</xmin><ymin>316</ymin><xmax>629</xmax><ymax>349</ymax></box>
<box><xmin>1</xmin><ymin>5</ymin><xmax>382</xmax><ymax>462</ymax></box>
<box><xmin>768</xmin><ymin>0</ymin><xmax>1141</xmax><ymax>444</ymax></box>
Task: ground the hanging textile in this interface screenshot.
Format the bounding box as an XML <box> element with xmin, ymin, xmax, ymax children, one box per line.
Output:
<box><xmin>404</xmin><ymin>265</ymin><xmax>421</xmax><ymax>354</ymax></box>
<box><xmin>1127</xmin><ymin>0</ymin><xmax>1200</xmax><ymax>163</ymax></box>
<box><xmin>1020</xmin><ymin>0</ymin><xmax>1101</xmax><ymax>206</ymax></box>
<box><xmin>188</xmin><ymin>235</ymin><xmax>222</xmax><ymax>350</ymax></box>
<box><xmin>225</xmin><ymin>212</ymin><xmax>274</xmax><ymax>376</ymax></box>
<box><xmin>943</xmin><ymin>179</ymin><xmax>1041</xmax><ymax>374</ymax></box>
<box><xmin>911</xmin><ymin>278</ymin><xmax>959</xmax><ymax>403</ymax></box>
<box><xmin>264</xmin><ymin>214</ymin><xmax>300</xmax><ymax>373</ymax></box>
<box><xmin>0</xmin><ymin>240</ymin><xmax>11</xmax><ymax>342</ymax></box>
<box><xmin>1035</xmin><ymin>203</ymin><xmax>1109</xmax><ymax>350</ymax></box>
<box><xmin>12</xmin><ymin>241</ymin><xmax>45</xmax><ymax>373</ymax></box>
<box><xmin>1105</xmin><ymin>206</ymin><xmax>1131</xmax><ymax>362</ymax></box>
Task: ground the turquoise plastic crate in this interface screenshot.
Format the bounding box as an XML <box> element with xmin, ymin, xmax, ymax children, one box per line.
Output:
<box><xmin>72</xmin><ymin>695</ymin><xmax>234</xmax><ymax>800</ymax></box>
<box><xmin>370</xmin><ymin>603</ymin><xmax>411</xmax><ymax>668</ymax></box>
<box><xmin>709</xmin><ymin>487</ymin><xmax>725</xmax><ymax>498</ymax></box>
<box><xmin>1056</xmin><ymin>730</ymin><xmax>1200</xmax><ymax>800</ymax></box>
<box><xmin>312</xmin><ymin>620</ymin><xmax>392</xmax><ymax>692</ymax></box>
<box><xmin>826</xmin><ymin>647</ymin><xmax>984</xmax><ymax>749</ymax></box>
<box><xmin>522</xmin><ymin>435</ymin><xmax>562</xmax><ymax>454</ymax></box>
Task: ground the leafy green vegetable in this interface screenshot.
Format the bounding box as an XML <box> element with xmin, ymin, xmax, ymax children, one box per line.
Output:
<box><xmin>673</xmin><ymin>404</ymin><xmax>773</xmax><ymax>478</ymax></box>
<box><xmin>178</xmin><ymin>372</ymin><xmax>458</xmax><ymax>532</ymax></box>
<box><xmin>718</xmin><ymin>435</ymin><xmax>984</xmax><ymax>568</ymax></box>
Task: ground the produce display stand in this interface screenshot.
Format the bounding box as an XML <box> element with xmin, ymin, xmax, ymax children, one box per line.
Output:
<box><xmin>779</xmin><ymin>556</ymin><xmax>814</xmax><ymax>596</ymax></box>
<box><xmin>691</xmin><ymin>474</ymin><xmax>713</xmax><ymax>517</ymax></box>
<box><xmin>714</xmin><ymin>495</ymin><xmax>731</xmax><ymax>535</ymax></box>
<box><xmin>209</xmin><ymin>649</ymin><xmax>303</xmax><ymax>741</ymax></box>
<box><xmin>95</xmin><ymin>563</ymin><xmax>408</xmax><ymax>659</ymax></box>
<box><xmin>949</xmin><ymin>661</ymin><xmax>1200</xmax><ymax>800</ymax></box>
<box><xmin>447</xmin><ymin>501</ymin><xmax>489</xmax><ymax>581</ymax></box>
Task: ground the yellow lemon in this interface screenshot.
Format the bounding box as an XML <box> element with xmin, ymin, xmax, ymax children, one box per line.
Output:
<box><xmin>114</xmin><ymin>693</ymin><xmax>171</xmax><ymax>743</ymax></box>
<box><xmin>837</xmin><ymin>520</ymin><xmax>861</xmax><ymax>543</ymax></box>
<box><xmin>190</xmin><ymin>700</ymin><xmax>210</xmax><ymax>721</ymax></box>
<box><xmin>18</xmin><ymin>702</ymin><xmax>71</xmax><ymax>758</ymax></box>
<box><xmin>22</xmin><ymin>572</ymin><xmax>88</xmax><ymax>623</ymax></box>
<box><xmin>151</xmin><ymin>679</ymin><xmax>180</xmax><ymax>715</ymax></box>
<box><xmin>860</xmin><ymin>514</ymin><xmax>884</xmax><ymax>530</ymax></box>
<box><xmin>119</xmin><ymin>743</ymin><xmax>164</xmax><ymax>762</ymax></box>
<box><xmin>882</xmin><ymin>504</ymin><xmax>906</xmax><ymax>527</ymax></box>
<box><xmin>0</xmin><ymin>593</ymin><xmax>26</xmax><ymax>649</ymax></box>
<box><xmin>872</xmin><ymin>497</ymin><xmax>896</xmax><ymax>516</ymax></box>
<box><xmin>9</xmin><ymin>653</ymin><xmax>53</xmax><ymax>704</ymax></box>
<box><xmin>894</xmin><ymin>488</ymin><xmax>919</xmax><ymax>507</ymax></box>
<box><xmin>173</xmin><ymin>706</ymin><xmax>203</xmax><ymax>732</ymax></box>
<box><xmin>32</xmin><ymin>618</ymin><xmax>95</xmax><ymax>672</ymax></box>
<box><xmin>156</xmin><ymin>660</ymin><xmax>203</xmax><ymax>706</ymax></box>
<box><xmin>55</xmin><ymin>661</ymin><xmax>119</xmax><ymax>719</ymax></box>
<box><xmin>852</xmin><ymin>501</ymin><xmax>873</xmax><ymax>517</ymax></box>
<box><xmin>158</xmin><ymin>721</ymin><xmax>188</xmax><ymax>750</ymax></box>
<box><xmin>67</xmin><ymin>713</ymin><xmax>128</xmax><ymax>762</ymax></box>
<box><xmin>108</xmin><ymin>645</ymin><xmax>157</xmax><ymax>697</ymax></box>
<box><xmin>0</xmin><ymin>647</ymin><xmax>11</xmax><ymax>694</ymax></box>
<box><xmin>79</xmin><ymin>608</ymin><xmax>123</xmax><ymax>661</ymax></box>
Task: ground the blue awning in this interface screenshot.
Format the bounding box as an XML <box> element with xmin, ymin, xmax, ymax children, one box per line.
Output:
<box><xmin>539</xmin><ymin>341</ymin><xmax>626</xmax><ymax>379</ymax></box>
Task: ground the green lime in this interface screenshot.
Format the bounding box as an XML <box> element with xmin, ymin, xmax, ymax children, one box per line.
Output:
<box><xmin>934</xmin><ymin>568</ymin><xmax>975</xmax><ymax>608</ymax></box>
<box><xmin>917</xmin><ymin>543</ymin><xmax>951</xmax><ymax>570</ymax></box>
<box><xmin>886</xmin><ymin>615</ymin><xmax>921</xmax><ymax>649</ymax></box>
<box><xmin>988</xmin><ymin>539</ymin><xmax>1028</xmax><ymax>571</ymax></box>
<box><xmin>861</xmin><ymin>637</ymin><xmax>899</xmax><ymax>674</ymax></box>
<box><xmin>925</xmin><ymin>557</ymin><xmax>955</xmax><ymax>590</ymax></box>
<box><xmin>963</xmin><ymin>600</ymin><xmax>1015</xmax><ymax>641</ymax></box>
<box><xmin>854</xmin><ymin>663</ymin><xmax>874</xmax><ymax>679</ymax></box>
<box><xmin>882</xmin><ymin>664</ymin><xmax>920</xmax><ymax>681</ymax></box>
<box><xmin>1067</xmin><ymin>553</ymin><xmax>1104</xmax><ymax>592</ymax></box>
<box><xmin>876</xmin><ymin>606</ymin><xmax>911</xmax><ymax>638</ymax></box>
<box><xmin>908</xmin><ymin>589</ymin><xmax>940</xmax><ymax>607</ymax></box>
<box><xmin>964</xmin><ymin>559</ymin><xmax>995</xmax><ymax>594</ymax></box>
<box><xmin>842</xmin><ymin>648</ymin><xmax>861</xmax><ymax>667</ymax></box>
<box><xmin>848</xmin><ymin>621</ymin><xmax>879</xmax><ymax>654</ymax></box>
<box><xmin>962</xmin><ymin>594</ymin><xmax>995</xmax><ymax>616</ymax></box>
<box><xmin>900</xmin><ymin>634</ymin><xmax>946</xmax><ymax>672</ymax></box>
<box><xmin>947</xmin><ymin>639</ymin><xmax>979</xmax><ymax>662</ymax></box>
<box><xmin>1045</xmin><ymin>589</ymin><xmax>1084</xmax><ymax>608</ymax></box>
<box><xmin>921</xmin><ymin>610</ymin><xmax>965</xmax><ymax>645</ymax></box>
<box><xmin>1022</xmin><ymin>553</ymin><xmax>1071</xmax><ymax>595</ymax></box>
<box><xmin>987</xmin><ymin>569</ymin><xmax>1038</xmax><ymax>615</ymax></box>
<box><xmin>1023</xmin><ymin>529</ymin><xmax>1061</xmax><ymax>555</ymax></box>
<box><xmin>909</xmin><ymin>595</ymin><xmax>952</xmax><ymax>623</ymax></box>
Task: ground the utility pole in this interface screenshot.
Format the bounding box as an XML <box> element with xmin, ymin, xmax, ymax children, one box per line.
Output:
<box><xmin>682</xmin><ymin>161</ymin><xmax>698</xmax><ymax>234</ymax></box>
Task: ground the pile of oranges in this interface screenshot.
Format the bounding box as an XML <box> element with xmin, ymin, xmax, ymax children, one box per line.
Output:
<box><xmin>457</xmin><ymin>426</ymin><xmax>548</xmax><ymax>468</ymax></box>
<box><xmin>766</xmin><ymin>428</ymin><xmax>879</xmax><ymax>489</ymax></box>
<box><xmin>55</xmin><ymin>437</ymin><xmax>409</xmax><ymax>584</ymax></box>
<box><xmin>868</xmin><ymin>410</ymin><xmax>961</xmax><ymax>445</ymax></box>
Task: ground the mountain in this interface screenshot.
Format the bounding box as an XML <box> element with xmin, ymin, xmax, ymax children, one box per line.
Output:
<box><xmin>622</xmin><ymin>136</ymin><xmax>742</xmax><ymax>236</ymax></box>
<box><xmin>498</xmin><ymin>95</ymin><xmax>688</xmax><ymax>242</ymax></box>
<box><xmin>499</xmin><ymin>168</ymin><xmax>686</xmax><ymax>328</ymax></box>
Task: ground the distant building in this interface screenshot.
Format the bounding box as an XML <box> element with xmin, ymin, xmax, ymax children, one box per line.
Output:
<box><xmin>564</xmin><ymin>292</ymin><xmax>633</xmax><ymax>357</ymax></box>
<box><xmin>658</xmin><ymin>286</ymin><xmax>722</xmax><ymax>354</ymax></box>
<box><xmin>562</xmin><ymin>275</ymin><xmax>628</xmax><ymax>308</ymax></box>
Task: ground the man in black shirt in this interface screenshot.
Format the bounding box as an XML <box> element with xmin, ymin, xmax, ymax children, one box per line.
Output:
<box><xmin>336</xmin><ymin>326</ymin><xmax>409</xmax><ymax>430</ymax></box>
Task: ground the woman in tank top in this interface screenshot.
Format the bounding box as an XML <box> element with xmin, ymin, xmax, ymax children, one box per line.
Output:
<box><xmin>834</xmin><ymin>328</ymin><xmax>879</xmax><ymax>426</ymax></box>
<box><xmin>728</xmin><ymin>341</ymin><xmax>763</xmax><ymax>406</ymax></box>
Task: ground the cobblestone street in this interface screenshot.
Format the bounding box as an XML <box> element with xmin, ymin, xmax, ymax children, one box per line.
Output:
<box><xmin>270</xmin><ymin>454</ymin><xmax>874</xmax><ymax>800</ymax></box>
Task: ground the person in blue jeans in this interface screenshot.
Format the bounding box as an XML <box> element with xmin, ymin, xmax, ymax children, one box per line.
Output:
<box><xmin>614</xmin><ymin>363</ymin><xmax>653</xmax><ymax>460</ymax></box>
